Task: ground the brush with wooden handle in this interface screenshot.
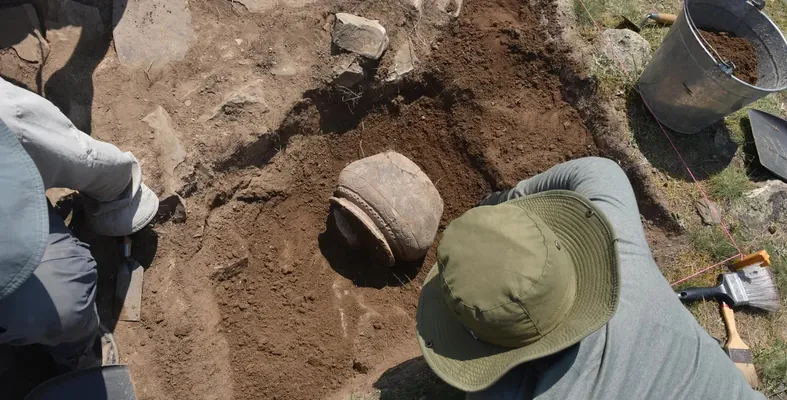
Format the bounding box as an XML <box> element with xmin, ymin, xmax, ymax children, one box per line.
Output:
<box><xmin>721</xmin><ymin>302</ymin><xmax>760</xmax><ymax>388</ymax></box>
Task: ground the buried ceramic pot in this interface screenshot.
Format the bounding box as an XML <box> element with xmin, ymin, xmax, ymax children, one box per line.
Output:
<box><xmin>329</xmin><ymin>151</ymin><xmax>444</xmax><ymax>266</ymax></box>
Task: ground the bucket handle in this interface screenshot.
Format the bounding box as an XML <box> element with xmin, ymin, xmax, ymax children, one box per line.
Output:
<box><xmin>747</xmin><ymin>0</ymin><xmax>765</xmax><ymax>10</ymax></box>
<box><xmin>686</xmin><ymin>0</ymin><xmax>764</xmax><ymax>77</ymax></box>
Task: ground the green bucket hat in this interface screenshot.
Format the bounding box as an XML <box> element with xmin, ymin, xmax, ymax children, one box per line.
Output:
<box><xmin>416</xmin><ymin>190</ymin><xmax>620</xmax><ymax>392</ymax></box>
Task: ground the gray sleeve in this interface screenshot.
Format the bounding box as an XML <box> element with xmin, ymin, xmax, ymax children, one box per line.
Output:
<box><xmin>479</xmin><ymin>157</ymin><xmax>650</xmax><ymax>253</ymax></box>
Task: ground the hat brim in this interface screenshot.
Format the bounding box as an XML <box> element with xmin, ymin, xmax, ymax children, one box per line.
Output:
<box><xmin>416</xmin><ymin>190</ymin><xmax>620</xmax><ymax>392</ymax></box>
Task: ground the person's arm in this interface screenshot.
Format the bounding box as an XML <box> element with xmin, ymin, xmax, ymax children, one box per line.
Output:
<box><xmin>479</xmin><ymin>157</ymin><xmax>648</xmax><ymax>251</ymax></box>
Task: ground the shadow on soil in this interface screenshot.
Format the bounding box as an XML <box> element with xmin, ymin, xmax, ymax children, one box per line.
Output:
<box><xmin>215</xmin><ymin>74</ymin><xmax>474</xmax><ymax>172</ymax></box>
<box><xmin>626</xmin><ymin>90</ymin><xmax>737</xmax><ymax>181</ymax></box>
<box><xmin>0</xmin><ymin>0</ymin><xmax>125</xmax><ymax>134</ymax></box>
<box><xmin>318</xmin><ymin>215</ymin><xmax>422</xmax><ymax>289</ymax></box>
<box><xmin>373</xmin><ymin>357</ymin><xmax>464</xmax><ymax>400</ymax></box>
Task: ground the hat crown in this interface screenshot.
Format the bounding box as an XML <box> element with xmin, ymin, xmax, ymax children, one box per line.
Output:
<box><xmin>438</xmin><ymin>204</ymin><xmax>577</xmax><ymax>348</ymax></box>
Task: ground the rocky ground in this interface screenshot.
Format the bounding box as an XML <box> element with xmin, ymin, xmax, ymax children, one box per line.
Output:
<box><xmin>3</xmin><ymin>0</ymin><xmax>775</xmax><ymax>398</ymax></box>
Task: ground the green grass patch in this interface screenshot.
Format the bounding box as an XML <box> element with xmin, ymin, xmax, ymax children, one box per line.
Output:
<box><xmin>756</xmin><ymin>339</ymin><xmax>787</xmax><ymax>391</ymax></box>
<box><xmin>688</xmin><ymin>226</ymin><xmax>739</xmax><ymax>263</ymax></box>
<box><xmin>706</xmin><ymin>167</ymin><xmax>755</xmax><ymax>202</ymax></box>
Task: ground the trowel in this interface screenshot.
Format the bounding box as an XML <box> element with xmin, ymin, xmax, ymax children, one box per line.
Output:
<box><xmin>616</xmin><ymin>12</ymin><xmax>677</xmax><ymax>33</ymax></box>
<box><xmin>748</xmin><ymin>109</ymin><xmax>787</xmax><ymax>181</ymax></box>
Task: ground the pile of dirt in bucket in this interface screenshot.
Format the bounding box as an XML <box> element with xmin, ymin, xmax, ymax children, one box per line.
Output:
<box><xmin>699</xmin><ymin>29</ymin><xmax>759</xmax><ymax>85</ymax></box>
<box><xmin>197</xmin><ymin>0</ymin><xmax>597</xmax><ymax>398</ymax></box>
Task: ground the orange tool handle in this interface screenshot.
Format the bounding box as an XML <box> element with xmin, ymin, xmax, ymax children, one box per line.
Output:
<box><xmin>652</xmin><ymin>13</ymin><xmax>677</xmax><ymax>24</ymax></box>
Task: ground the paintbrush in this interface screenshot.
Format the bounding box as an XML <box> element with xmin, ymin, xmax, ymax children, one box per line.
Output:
<box><xmin>721</xmin><ymin>302</ymin><xmax>760</xmax><ymax>388</ymax></box>
<box><xmin>676</xmin><ymin>265</ymin><xmax>780</xmax><ymax>312</ymax></box>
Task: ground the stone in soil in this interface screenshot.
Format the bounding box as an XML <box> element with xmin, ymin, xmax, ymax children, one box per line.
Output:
<box><xmin>0</xmin><ymin>5</ymin><xmax>43</xmax><ymax>63</ymax></box>
<box><xmin>598</xmin><ymin>29</ymin><xmax>651</xmax><ymax>73</ymax></box>
<box><xmin>698</xmin><ymin>29</ymin><xmax>759</xmax><ymax>85</ymax></box>
<box><xmin>199</xmin><ymin>79</ymin><xmax>270</xmax><ymax>123</ymax></box>
<box><xmin>695</xmin><ymin>199</ymin><xmax>721</xmax><ymax>226</ymax></box>
<box><xmin>143</xmin><ymin>106</ymin><xmax>187</xmax><ymax>194</ymax></box>
<box><xmin>386</xmin><ymin>40</ymin><xmax>418</xmax><ymax>82</ymax></box>
<box><xmin>333</xmin><ymin>57</ymin><xmax>366</xmax><ymax>87</ymax></box>
<box><xmin>732</xmin><ymin>180</ymin><xmax>787</xmax><ymax>237</ymax></box>
<box><xmin>112</xmin><ymin>0</ymin><xmax>196</xmax><ymax>69</ymax></box>
<box><xmin>332</xmin><ymin>13</ymin><xmax>389</xmax><ymax>60</ymax></box>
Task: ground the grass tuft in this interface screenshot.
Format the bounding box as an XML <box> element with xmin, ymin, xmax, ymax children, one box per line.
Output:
<box><xmin>706</xmin><ymin>167</ymin><xmax>755</xmax><ymax>202</ymax></box>
<box><xmin>756</xmin><ymin>339</ymin><xmax>787</xmax><ymax>392</ymax></box>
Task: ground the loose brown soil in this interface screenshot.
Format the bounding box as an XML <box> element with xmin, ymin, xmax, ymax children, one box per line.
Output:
<box><xmin>205</xmin><ymin>0</ymin><xmax>596</xmax><ymax>398</ymax></box>
<box><xmin>699</xmin><ymin>29</ymin><xmax>759</xmax><ymax>85</ymax></box>
<box><xmin>2</xmin><ymin>0</ymin><xmax>686</xmax><ymax>398</ymax></box>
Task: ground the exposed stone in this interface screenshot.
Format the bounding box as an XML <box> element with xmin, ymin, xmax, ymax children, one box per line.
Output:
<box><xmin>199</xmin><ymin>79</ymin><xmax>270</xmax><ymax>123</ymax></box>
<box><xmin>332</xmin><ymin>13</ymin><xmax>389</xmax><ymax>60</ymax></box>
<box><xmin>0</xmin><ymin>5</ymin><xmax>44</xmax><ymax>63</ymax></box>
<box><xmin>112</xmin><ymin>0</ymin><xmax>196</xmax><ymax>69</ymax></box>
<box><xmin>386</xmin><ymin>40</ymin><xmax>417</xmax><ymax>82</ymax></box>
<box><xmin>730</xmin><ymin>180</ymin><xmax>787</xmax><ymax>238</ymax></box>
<box><xmin>332</xmin><ymin>58</ymin><xmax>366</xmax><ymax>87</ymax></box>
<box><xmin>143</xmin><ymin>106</ymin><xmax>187</xmax><ymax>193</ymax></box>
<box><xmin>598</xmin><ymin>29</ymin><xmax>652</xmax><ymax>73</ymax></box>
<box><xmin>694</xmin><ymin>199</ymin><xmax>722</xmax><ymax>225</ymax></box>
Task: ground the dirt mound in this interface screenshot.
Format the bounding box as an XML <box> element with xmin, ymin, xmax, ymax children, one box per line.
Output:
<box><xmin>699</xmin><ymin>29</ymin><xmax>759</xmax><ymax>85</ymax></box>
<box><xmin>196</xmin><ymin>0</ymin><xmax>596</xmax><ymax>398</ymax></box>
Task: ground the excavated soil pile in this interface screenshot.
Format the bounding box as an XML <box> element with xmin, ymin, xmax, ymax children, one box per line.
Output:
<box><xmin>166</xmin><ymin>0</ymin><xmax>596</xmax><ymax>398</ymax></box>
<box><xmin>700</xmin><ymin>29</ymin><xmax>759</xmax><ymax>85</ymax></box>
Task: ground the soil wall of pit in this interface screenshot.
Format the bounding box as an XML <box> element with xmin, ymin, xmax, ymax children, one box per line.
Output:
<box><xmin>187</xmin><ymin>0</ymin><xmax>600</xmax><ymax>398</ymax></box>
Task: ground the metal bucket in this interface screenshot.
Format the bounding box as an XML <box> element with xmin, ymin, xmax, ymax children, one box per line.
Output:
<box><xmin>637</xmin><ymin>0</ymin><xmax>787</xmax><ymax>134</ymax></box>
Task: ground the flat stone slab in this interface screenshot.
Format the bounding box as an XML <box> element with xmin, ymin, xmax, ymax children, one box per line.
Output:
<box><xmin>0</xmin><ymin>5</ymin><xmax>43</xmax><ymax>63</ymax></box>
<box><xmin>112</xmin><ymin>0</ymin><xmax>196</xmax><ymax>69</ymax></box>
<box><xmin>143</xmin><ymin>106</ymin><xmax>186</xmax><ymax>193</ymax></box>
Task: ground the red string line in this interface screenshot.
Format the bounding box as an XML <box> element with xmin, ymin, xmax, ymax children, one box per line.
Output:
<box><xmin>669</xmin><ymin>254</ymin><xmax>742</xmax><ymax>286</ymax></box>
<box><xmin>574</xmin><ymin>0</ymin><xmax>746</xmax><ymax>281</ymax></box>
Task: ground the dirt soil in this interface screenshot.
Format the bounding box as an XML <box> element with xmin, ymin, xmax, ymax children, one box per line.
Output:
<box><xmin>1</xmin><ymin>0</ymin><xmax>660</xmax><ymax>398</ymax></box>
<box><xmin>699</xmin><ymin>29</ymin><xmax>759</xmax><ymax>85</ymax></box>
<box><xmin>204</xmin><ymin>0</ymin><xmax>595</xmax><ymax>398</ymax></box>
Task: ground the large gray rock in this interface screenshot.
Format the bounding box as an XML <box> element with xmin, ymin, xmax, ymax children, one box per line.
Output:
<box><xmin>113</xmin><ymin>0</ymin><xmax>196</xmax><ymax>69</ymax></box>
<box><xmin>598</xmin><ymin>29</ymin><xmax>651</xmax><ymax>73</ymax></box>
<box><xmin>332</xmin><ymin>13</ymin><xmax>389</xmax><ymax>60</ymax></box>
